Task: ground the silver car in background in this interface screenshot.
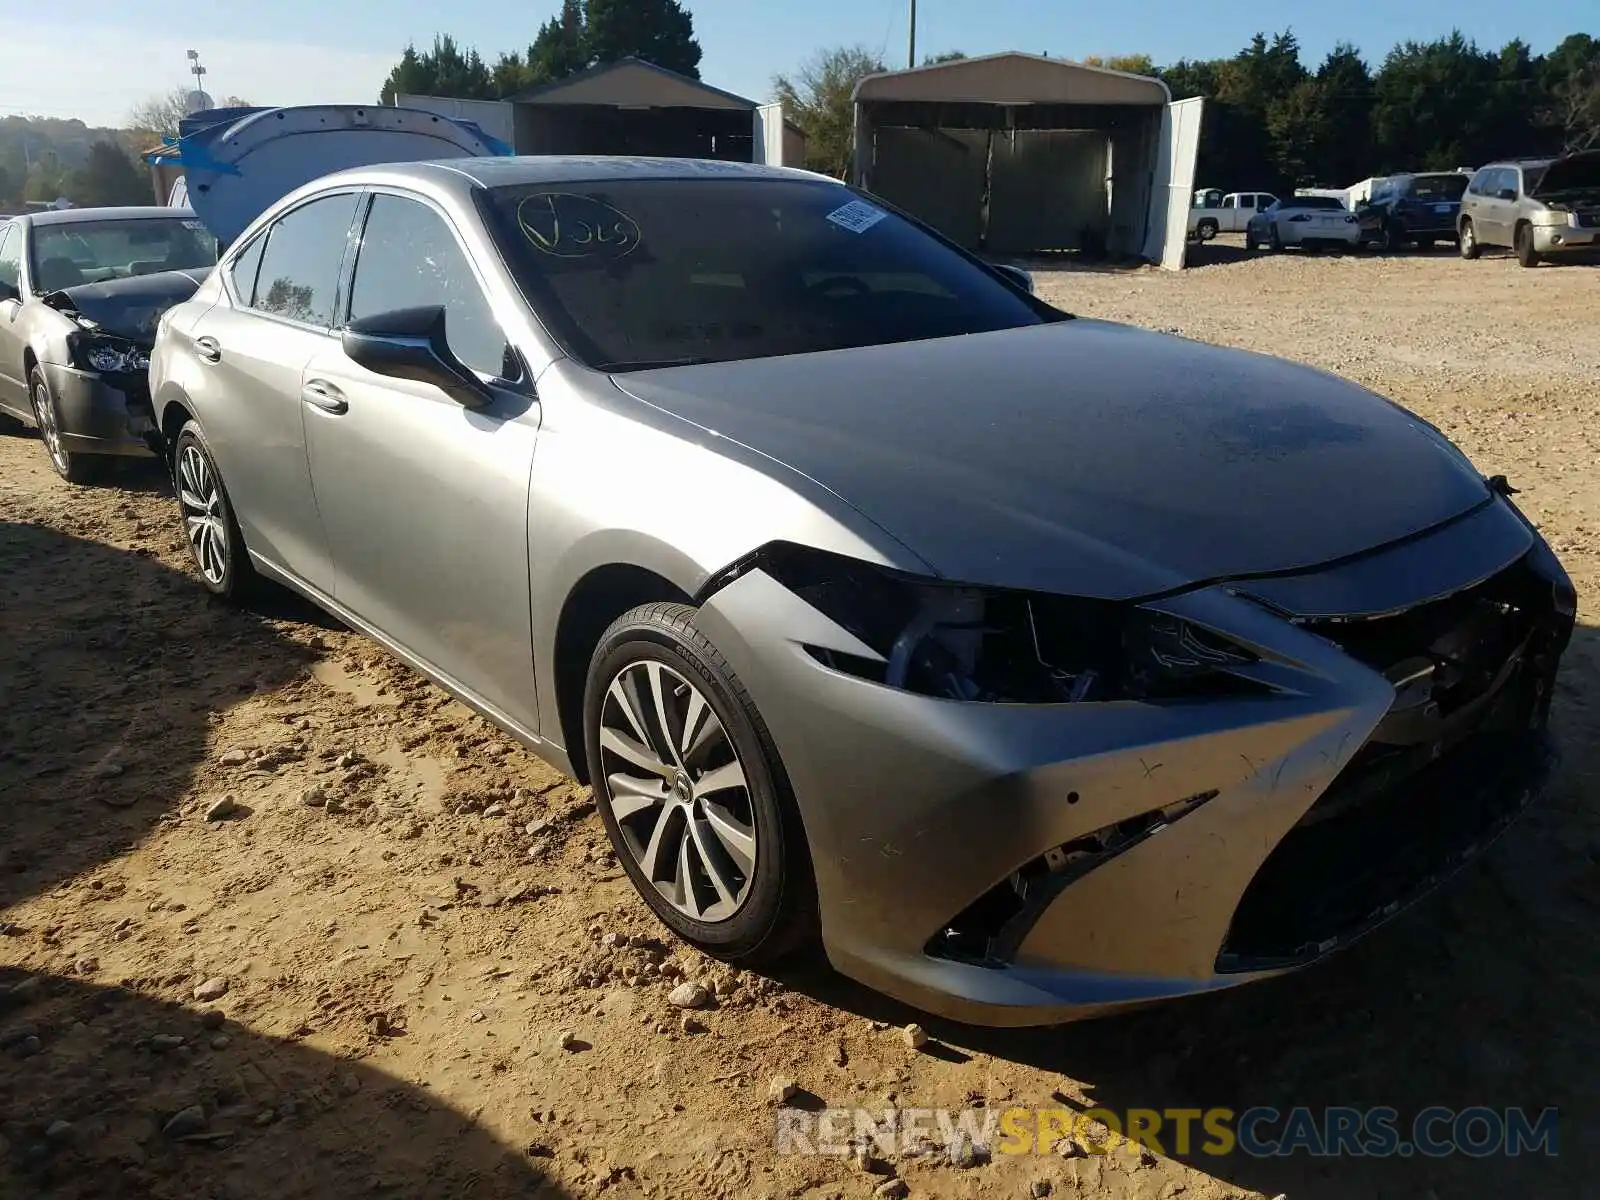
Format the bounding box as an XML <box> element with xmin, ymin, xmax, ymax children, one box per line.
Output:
<box><xmin>1458</xmin><ymin>151</ymin><xmax>1600</xmax><ymax>266</ymax></box>
<box><xmin>148</xmin><ymin>157</ymin><xmax>1573</xmax><ymax>1026</ymax></box>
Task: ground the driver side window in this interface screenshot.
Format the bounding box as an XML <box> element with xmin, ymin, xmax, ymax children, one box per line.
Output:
<box><xmin>347</xmin><ymin>193</ymin><xmax>512</xmax><ymax>380</ymax></box>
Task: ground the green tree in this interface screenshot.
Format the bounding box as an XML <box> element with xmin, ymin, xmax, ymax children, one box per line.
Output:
<box><xmin>1312</xmin><ymin>44</ymin><xmax>1374</xmax><ymax>186</ymax></box>
<box><xmin>584</xmin><ymin>0</ymin><xmax>702</xmax><ymax>79</ymax></box>
<box><xmin>773</xmin><ymin>45</ymin><xmax>886</xmax><ymax>179</ymax></box>
<box><xmin>922</xmin><ymin>51</ymin><xmax>967</xmax><ymax>66</ymax></box>
<box><xmin>1372</xmin><ymin>32</ymin><xmax>1498</xmax><ymax>169</ymax></box>
<box><xmin>1082</xmin><ymin>54</ymin><xmax>1156</xmax><ymax>76</ymax></box>
<box><xmin>379</xmin><ymin>35</ymin><xmax>496</xmax><ymax>104</ymax></box>
<box><xmin>68</xmin><ymin>141</ymin><xmax>148</xmax><ymax>207</ymax></box>
<box><xmin>1542</xmin><ymin>34</ymin><xmax>1600</xmax><ymax>150</ymax></box>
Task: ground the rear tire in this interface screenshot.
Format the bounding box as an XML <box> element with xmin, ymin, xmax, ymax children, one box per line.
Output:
<box><xmin>1268</xmin><ymin>225</ymin><xmax>1284</xmax><ymax>253</ymax></box>
<box><xmin>1244</xmin><ymin>230</ymin><xmax>1258</xmax><ymax>251</ymax></box>
<box><xmin>584</xmin><ymin>602</ymin><xmax>817</xmax><ymax>966</ymax></box>
<box><xmin>1515</xmin><ymin>222</ymin><xmax>1541</xmax><ymax>268</ymax></box>
<box><xmin>172</xmin><ymin>420</ymin><xmax>261</xmax><ymax>603</ymax></box>
<box><xmin>1458</xmin><ymin>220</ymin><xmax>1480</xmax><ymax>259</ymax></box>
<box><xmin>1379</xmin><ymin>220</ymin><xmax>1403</xmax><ymax>253</ymax></box>
<box><xmin>1195</xmin><ymin>219</ymin><xmax>1218</xmax><ymax>242</ymax></box>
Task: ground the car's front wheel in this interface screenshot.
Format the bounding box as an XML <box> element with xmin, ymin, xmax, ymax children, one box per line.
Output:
<box><xmin>172</xmin><ymin>420</ymin><xmax>260</xmax><ymax>602</ymax></box>
<box><xmin>29</xmin><ymin>366</ymin><xmax>102</xmax><ymax>485</ymax></box>
<box><xmin>1515</xmin><ymin>222</ymin><xmax>1541</xmax><ymax>268</ymax></box>
<box><xmin>584</xmin><ymin>602</ymin><xmax>816</xmax><ymax>965</ymax></box>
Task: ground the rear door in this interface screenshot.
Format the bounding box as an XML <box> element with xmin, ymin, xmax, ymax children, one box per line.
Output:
<box><xmin>185</xmin><ymin>190</ymin><xmax>362</xmax><ymax>592</ymax></box>
<box><xmin>300</xmin><ymin>190</ymin><xmax>540</xmax><ymax>728</ymax></box>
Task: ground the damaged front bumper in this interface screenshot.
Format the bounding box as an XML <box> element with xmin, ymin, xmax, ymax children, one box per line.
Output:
<box><xmin>694</xmin><ymin>497</ymin><xmax>1573</xmax><ymax>1026</ymax></box>
<box><xmin>40</xmin><ymin>361</ymin><xmax>158</xmax><ymax>458</ymax></box>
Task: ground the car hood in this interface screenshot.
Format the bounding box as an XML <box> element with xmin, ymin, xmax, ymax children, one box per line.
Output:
<box><xmin>1531</xmin><ymin>149</ymin><xmax>1600</xmax><ymax>198</ymax></box>
<box><xmin>611</xmin><ymin>320</ymin><xmax>1491</xmax><ymax>598</ymax></box>
<box><xmin>41</xmin><ymin>268</ymin><xmax>213</xmax><ymax>343</ymax></box>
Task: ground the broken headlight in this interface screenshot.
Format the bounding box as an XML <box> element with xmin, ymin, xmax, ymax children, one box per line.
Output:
<box><xmin>750</xmin><ymin>543</ymin><xmax>1265</xmax><ymax>704</ymax></box>
<box><xmin>72</xmin><ymin>336</ymin><xmax>151</xmax><ymax>374</ymax></box>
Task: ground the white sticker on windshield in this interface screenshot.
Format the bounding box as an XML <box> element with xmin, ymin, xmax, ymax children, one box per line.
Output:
<box><xmin>825</xmin><ymin>200</ymin><xmax>887</xmax><ymax>234</ymax></box>
<box><xmin>182</xmin><ymin>220</ymin><xmax>206</xmax><ymax>231</ymax></box>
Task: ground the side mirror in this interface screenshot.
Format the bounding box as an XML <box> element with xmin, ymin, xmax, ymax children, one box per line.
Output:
<box><xmin>993</xmin><ymin>263</ymin><xmax>1035</xmax><ymax>294</ymax></box>
<box><xmin>340</xmin><ymin>305</ymin><xmax>491</xmax><ymax>409</ymax></box>
<box><xmin>1496</xmin><ymin>188</ymin><xmax>1518</xmax><ymax>202</ymax></box>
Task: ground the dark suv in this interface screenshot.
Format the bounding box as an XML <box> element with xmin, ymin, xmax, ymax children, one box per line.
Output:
<box><xmin>1359</xmin><ymin>172</ymin><xmax>1469</xmax><ymax>251</ymax></box>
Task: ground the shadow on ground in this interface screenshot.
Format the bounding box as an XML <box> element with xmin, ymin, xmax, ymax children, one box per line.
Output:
<box><xmin>0</xmin><ymin>969</ymin><xmax>569</xmax><ymax>1198</ymax></box>
<box><xmin>0</xmin><ymin>521</ymin><xmax>570</xmax><ymax>1197</ymax></box>
<box><xmin>0</xmin><ymin>521</ymin><xmax>321</xmax><ymax>912</ymax></box>
<box><xmin>780</xmin><ymin>622</ymin><xmax>1600</xmax><ymax>1199</ymax></box>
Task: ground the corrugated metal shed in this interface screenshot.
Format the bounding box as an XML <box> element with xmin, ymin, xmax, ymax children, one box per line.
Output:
<box><xmin>852</xmin><ymin>53</ymin><xmax>1199</xmax><ymax>268</ymax></box>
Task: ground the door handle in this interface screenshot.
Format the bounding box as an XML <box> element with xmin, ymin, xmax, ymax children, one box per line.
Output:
<box><xmin>301</xmin><ymin>379</ymin><xmax>348</xmax><ymax>415</ymax></box>
<box><xmin>194</xmin><ymin>336</ymin><xmax>222</xmax><ymax>364</ymax></box>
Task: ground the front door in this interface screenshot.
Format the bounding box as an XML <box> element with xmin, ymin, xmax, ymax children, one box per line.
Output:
<box><xmin>301</xmin><ymin>190</ymin><xmax>541</xmax><ymax>729</ymax></box>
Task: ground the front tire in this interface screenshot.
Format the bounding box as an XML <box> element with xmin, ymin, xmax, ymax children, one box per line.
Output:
<box><xmin>584</xmin><ymin>602</ymin><xmax>816</xmax><ymax>965</ymax></box>
<box><xmin>1268</xmin><ymin>224</ymin><xmax>1284</xmax><ymax>253</ymax></box>
<box><xmin>1379</xmin><ymin>220</ymin><xmax>1403</xmax><ymax>253</ymax></box>
<box><xmin>172</xmin><ymin>420</ymin><xmax>260</xmax><ymax>602</ymax></box>
<box><xmin>1459</xmin><ymin>219</ymin><xmax>1480</xmax><ymax>259</ymax></box>
<box><xmin>1515</xmin><ymin>222</ymin><xmax>1541</xmax><ymax>268</ymax></box>
<box><xmin>29</xmin><ymin>367</ymin><xmax>103</xmax><ymax>485</ymax></box>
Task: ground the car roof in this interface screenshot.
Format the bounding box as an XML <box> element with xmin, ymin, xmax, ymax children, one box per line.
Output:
<box><xmin>312</xmin><ymin>155</ymin><xmax>837</xmax><ymax>195</ymax></box>
<box><xmin>26</xmin><ymin>206</ymin><xmax>197</xmax><ymax>227</ymax></box>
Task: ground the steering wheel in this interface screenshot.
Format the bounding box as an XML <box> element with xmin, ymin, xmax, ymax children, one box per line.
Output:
<box><xmin>806</xmin><ymin>275</ymin><xmax>870</xmax><ymax>298</ymax></box>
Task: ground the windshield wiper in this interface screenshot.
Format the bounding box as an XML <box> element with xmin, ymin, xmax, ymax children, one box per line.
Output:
<box><xmin>596</xmin><ymin>356</ymin><xmax>715</xmax><ymax>372</ymax></box>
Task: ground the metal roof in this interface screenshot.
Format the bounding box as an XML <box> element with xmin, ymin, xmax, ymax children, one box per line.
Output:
<box><xmin>509</xmin><ymin>58</ymin><xmax>757</xmax><ymax>110</ymax></box>
<box><xmin>853</xmin><ymin>52</ymin><xmax>1170</xmax><ymax>106</ymax></box>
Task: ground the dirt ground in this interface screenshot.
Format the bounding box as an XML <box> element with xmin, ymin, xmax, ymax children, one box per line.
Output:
<box><xmin>2</xmin><ymin>240</ymin><xmax>1597</xmax><ymax>1200</ymax></box>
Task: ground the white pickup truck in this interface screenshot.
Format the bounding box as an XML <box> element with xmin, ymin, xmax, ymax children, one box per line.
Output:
<box><xmin>1189</xmin><ymin>189</ymin><xmax>1279</xmax><ymax>240</ymax></box>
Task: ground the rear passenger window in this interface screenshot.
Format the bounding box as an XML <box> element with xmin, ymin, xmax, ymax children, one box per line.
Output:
<box><xmin>250</xmin><ymin>193</ymin><xmax>359</xmax><ymax>327</ymax></box>
<box><xmin>227</xmin><ymin>235</ymin><xmax>266</xmax><ymax>306</ymax></box>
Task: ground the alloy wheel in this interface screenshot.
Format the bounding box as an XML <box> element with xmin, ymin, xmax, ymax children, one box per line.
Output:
<box><xmin>30</xmin><ymin>378</ymin><xmax>67</xmax><ymax>475</ymax></box>
<box><xmin>177</xmin><ymin>443</ymin><xmax>229</xmax><ymax>585</ymax></box>
<box><xmin>596</xmin><ymin>659</ymin><xmax>757</xmax><ymax>923</ymax></box>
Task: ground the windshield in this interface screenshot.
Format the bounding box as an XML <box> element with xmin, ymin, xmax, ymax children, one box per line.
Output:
<box><xmin>478</xmin><ymin>179</ymin><xmax>1052</xmax><ymax>371</ymax></box>
<box><xmin>29</xmin><ymin>217</ymin><xmax>219</xmax><ymax>293</ymax></box>
<box><xmin>1284</xmin><ymin>196</ymin><xmax>1346</xmax><ymax>210</ymax></box>
<box><xmin>1409</xmin><ymin>175</ymin><xmax>1468</xmax><ymax>201</ymax></box>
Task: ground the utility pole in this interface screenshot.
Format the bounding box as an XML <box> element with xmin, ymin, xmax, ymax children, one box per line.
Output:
<box><xmin>908</xmin><ymin>0</ymin><xmax>917</xmax><ymax>69</ymax></box>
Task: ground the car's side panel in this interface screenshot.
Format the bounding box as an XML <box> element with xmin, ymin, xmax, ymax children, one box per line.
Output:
<box><xmin>300</xmin><ymin>346</ymin><xmax>543</xmax><ymax>732</ymax></box>
<box><xmin>524</xmin><ymin>358</ymin><xmax>934</xmax><ymax>760</ymax></box>
<box><xmin>182</xmin><ymin>302</ymin><xmax>336</xmax><ymax>592</ymax></box>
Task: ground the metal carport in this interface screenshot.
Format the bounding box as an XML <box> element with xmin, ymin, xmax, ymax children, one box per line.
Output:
<box><xmin>851</xmin><ymin>53</ymin><xmax>1202</xmax><ymax>268</ymax></box>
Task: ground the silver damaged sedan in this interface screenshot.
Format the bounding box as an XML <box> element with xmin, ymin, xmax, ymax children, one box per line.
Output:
<box><xmin>148</xmin><ymin>158</ymin><xmax>1575</xmax><ymax>1026</ymax></box>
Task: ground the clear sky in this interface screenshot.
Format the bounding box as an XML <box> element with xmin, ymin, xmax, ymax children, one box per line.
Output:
<box><xmin>1</xmin><ymin>2</ymin><xmax>1589</xmax><ymax>129</ymax></box>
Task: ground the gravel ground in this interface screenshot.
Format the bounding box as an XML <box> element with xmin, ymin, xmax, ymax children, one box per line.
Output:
<box><xmin>2</xmin><ymin>241</ymin><xmax>1597</xmax><ymax>1200</ymax></box>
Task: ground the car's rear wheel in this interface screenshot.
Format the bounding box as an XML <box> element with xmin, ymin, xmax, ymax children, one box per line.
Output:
<box><xmin>29</xmin><ymin>367</ymin><xmax>103</xmax><ymax>485</ymax></box>
<box><xmin>1268</xmin><ymin>224</ymin><xmax>1284</xmax><ymax>252</ymax></box>
<box><xmin>584</xmin><ymin>602</ymin><xmax>816</xmax><ymax>965</ymax></box>
<box><xmin>1514</xmin><ymin>222</ymin><xmax>1541</xmax><ymax>268</ymax></box>
<box><xmin>172</xmin><ymin>420</ymin><xmax>260</xmax><ymax>602</ymax></box>
<box><xmin>1244</xmin><ymin>229</ymin><xmax>1258</xmax><ymax>251</ymax></box>
<box><xmin>1379</xmin><ymin>220</ymin><xmax>1402</xmax><ymax>252</ymax></box>
<box><xmin>1459</xmin><ymin>219</ymin><xmax>1480</xmax><ymax>259</ymax></box>
<box><xmin>1195</xmin><ymin>219</ymin><xmax>1218</xmax><ymax>242</ymax></box>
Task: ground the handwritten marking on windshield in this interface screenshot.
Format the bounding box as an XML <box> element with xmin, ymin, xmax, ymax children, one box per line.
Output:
<box><xmin>517</xmin><ymin>193</ymin><xmax>641</xmax><ymax>260</ymax></box>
